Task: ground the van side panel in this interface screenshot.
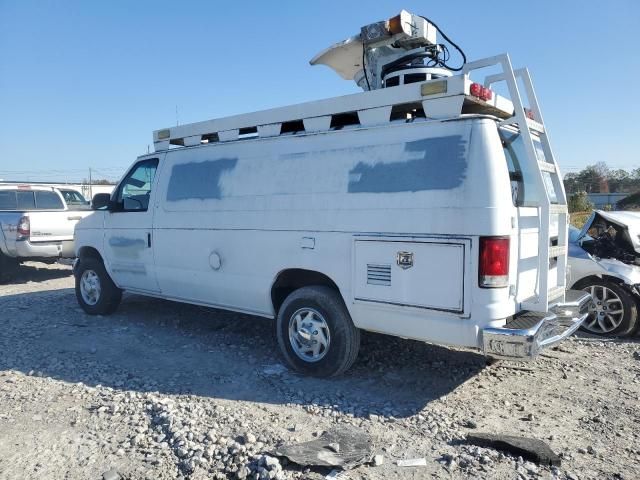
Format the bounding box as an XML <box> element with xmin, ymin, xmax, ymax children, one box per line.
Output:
<box><xmin>151</xmin><ymin>118</ymin><xmax>516</xmax><ymax>346</ymax></box>
<box><xmin>155</xmin><ymin>120</ymin><xmax>504</xmax><ymax>234</ymax></box>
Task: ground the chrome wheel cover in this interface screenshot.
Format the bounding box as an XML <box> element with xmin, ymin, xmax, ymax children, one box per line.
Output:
<box><xmin>80</xmin><ymin>269</ymin><xmax>101</xmax><ymax>306</ymax></box>
<box><xmin>288</xmin><ymin>308</ymin><xmax>331</xmax><ymax>363</ymax></box>
<box><xmin>583</xmin><ymin>285</ymin><xmax>625</xmax><ymax>334</ymax></box>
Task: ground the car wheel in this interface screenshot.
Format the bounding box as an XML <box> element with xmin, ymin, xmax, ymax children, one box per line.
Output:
<box><xmin>75</xmin><ymin>258</ymin><xmax>122</xmax><ymax>315</ymax></box>
<box><xmin>0</xmin><ymin>250</ymin><xmax>18</xmax><ymax>283</ymax></box>
<box><xmin>578</xmin><ymin>280</ymin><xmax>637</xmax><ymax>336</ymax></box>
<box><xmin>276</xmin><ymin>286</ymin><xmax>360</xmax><ymax>377</ymax></box>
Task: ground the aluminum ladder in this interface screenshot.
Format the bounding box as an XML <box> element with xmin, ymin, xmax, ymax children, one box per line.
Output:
<box><xmin>463</xmin><ymin>54</ymin><xmax>568</xmax><ymax>312</ymax></box>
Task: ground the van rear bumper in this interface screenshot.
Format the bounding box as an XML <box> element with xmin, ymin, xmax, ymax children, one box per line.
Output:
<box><xmin>482</xmin><ymin>290</ymin><xmax>591</xmax><ymax>360</ymax></box>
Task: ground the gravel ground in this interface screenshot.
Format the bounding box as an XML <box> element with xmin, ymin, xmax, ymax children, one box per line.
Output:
<box><xmin>0</xmin><ymin>262</ymin><xmax>639</xmax><ymax>480</ymax></box>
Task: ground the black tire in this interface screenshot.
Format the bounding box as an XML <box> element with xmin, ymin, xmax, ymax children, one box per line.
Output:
<box><xmin>75</xmin><ymin>257</ymin><xmax>122</xmax><ymax>315</ymax></box>
<box><xmin>577</xmin><ymin>279</ymin><xmax>637</xmax><ymax>337</ymax></box>
<box><xmin>0</xmin><ymin>250</ymin><xmax>19</xmax><ymax>283</ymax></box>
<box><xmin>276</xmin><ymin>286</ymin><xmax>360</xmax><ymax>378</ymax></box>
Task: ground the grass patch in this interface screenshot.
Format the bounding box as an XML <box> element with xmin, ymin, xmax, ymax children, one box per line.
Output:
<box><xmin>570</xmin><ymin>211</ymin><xmax>591</xmax><ymax>229</ymax></box>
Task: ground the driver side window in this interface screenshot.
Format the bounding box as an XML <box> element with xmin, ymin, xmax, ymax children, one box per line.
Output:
<box><xmin>116</xmin><ymin>158</ymin><xmax>159</xmax><ymax>212</ymax></box>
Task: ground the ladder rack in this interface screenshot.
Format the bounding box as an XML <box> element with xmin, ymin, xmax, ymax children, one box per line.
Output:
<box><xmin>462</xmin><ymin>54</ymin><xmax>568</xmax><ymax>312</ymax></box>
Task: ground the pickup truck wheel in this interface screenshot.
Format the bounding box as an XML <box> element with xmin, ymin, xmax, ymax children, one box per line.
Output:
<box><xmin>579</xmin><ymin>280</ymin><xmax>637</xmax><ymax>337</ymax></box>
<box><xmin>276</xmin><ymin>286</ymin><xmax>360</xmax><ymax>377</ymax></box>
<box><xmin>75</xmin><ymin>258</ymin><xmax>122</xmax><ymax>315</ymax></box>
<box><xmin>0</xmin><ymin>250</ymin><xmax>18</xmax><ymax>283</ymax></box>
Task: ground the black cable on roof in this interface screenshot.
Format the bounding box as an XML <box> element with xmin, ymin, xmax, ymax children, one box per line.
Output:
<box><xmin>418</xmin><ymin>15</ymin><xmax>467</xmax><ymax>71</ymax></box>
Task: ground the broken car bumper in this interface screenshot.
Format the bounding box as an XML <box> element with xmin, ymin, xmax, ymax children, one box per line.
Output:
<box><xmin>482</xmin><ymin>290</ymin><xmax>591</xmax><ymax>360</ymax></box>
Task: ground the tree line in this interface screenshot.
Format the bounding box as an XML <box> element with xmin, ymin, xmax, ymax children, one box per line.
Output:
<box><xmin>563</xmin><ymin>162</ymin><xmax>640</xmax><ymax>194</ymax></box>
<box><xmin>80</xmin><ymin>178</ymin><xmax>116</xmax><ymax>185</ymax></box>
<box><xmin>564</xmin><ymin>163</ymin><xmax>640</xmax><ymax>212</ymax></box>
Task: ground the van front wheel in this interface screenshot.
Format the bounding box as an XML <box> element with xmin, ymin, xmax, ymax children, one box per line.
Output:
<box><xmin>75</xmin><ymin>258</ymin><xmax>122</xmax><ymax>315</ymax></box>
<box><xmin>276</xmin><ymin>286</ymin><xmax>360</xmax><ymax>377</ymax></box>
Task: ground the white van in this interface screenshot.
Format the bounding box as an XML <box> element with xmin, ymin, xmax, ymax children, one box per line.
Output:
<box><xmin>73</xmin><ymin>15</ymin><xmax>590</xmax><ymax>376</ymax></box>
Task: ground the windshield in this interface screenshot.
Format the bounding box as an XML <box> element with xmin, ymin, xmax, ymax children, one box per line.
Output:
<box><xmin>60</xmin><ymin>189</ymin><xmax>87</xmax><ymax>204</ymax></box>
<box><xmin>500</xmin><ymin>128</ymin><xmax>558</xmax><ymax>206</ymax></box>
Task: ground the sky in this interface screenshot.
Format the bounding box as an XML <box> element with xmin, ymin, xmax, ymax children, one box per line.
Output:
<box><xmin>0</xmin><ymin>0</ymin><xmax>638</xmax><ymax>183</ymax></box>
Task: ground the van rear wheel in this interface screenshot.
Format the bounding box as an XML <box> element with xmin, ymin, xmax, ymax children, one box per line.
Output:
<box><xmin>75</xmin><ymin>258</ymin><xmax>122</xmax><ymax>315</ymax></box>
<box><xmin>276</xmin><ymin>286</ymin><xmax>360</xmax><ymax>377</ymax></box>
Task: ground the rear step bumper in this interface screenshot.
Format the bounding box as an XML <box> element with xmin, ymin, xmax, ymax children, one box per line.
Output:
<box><xmin>482</xmin><ymin>290</ymin><xmax>591</xmax><ymax>360</ymax></box>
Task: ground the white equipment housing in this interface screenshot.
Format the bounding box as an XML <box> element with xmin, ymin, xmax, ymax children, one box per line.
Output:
<box><xmin>310</xmin><ymin>10</ymin><xmax>451</xmax><ymax>91</ymax></box>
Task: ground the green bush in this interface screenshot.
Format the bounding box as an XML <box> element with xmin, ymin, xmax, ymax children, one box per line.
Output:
<box><xmin>568</xmin><ymin>191</ymin><xmax>593</xmax><ymax>213</ymax></box>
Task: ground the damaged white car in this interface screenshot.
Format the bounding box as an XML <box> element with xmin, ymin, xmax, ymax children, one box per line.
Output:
<box><xmin>568</xmin><ymin>210</ymin><xmax>640</xmax><ymax>336</ymax></box>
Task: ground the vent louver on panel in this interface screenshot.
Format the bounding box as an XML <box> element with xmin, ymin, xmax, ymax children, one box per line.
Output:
<box><xmin>367</xmin><ymin>264</ymin><xmax>391</xmax><ymax>286</ymax></box>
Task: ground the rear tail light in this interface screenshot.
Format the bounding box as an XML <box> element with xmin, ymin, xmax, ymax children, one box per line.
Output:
<box><xmin>470</xmin><ymin>82</ymin><xmax>493</xmax><ymax>101</ymax></box>
<box><xmin>479</xmin><ymin>236</ymin><xmax>510</xmax><ymax>288</ymax></box>
<box><xmin>17</xmin><ymin>216</ymin><xmax>30</xmax><ymax>239</ymax></box>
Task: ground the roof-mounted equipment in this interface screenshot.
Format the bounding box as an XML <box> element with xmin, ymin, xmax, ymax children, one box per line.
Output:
<box><xmin>310</xmin><ymin>10</ymin><xmax>466</xmax><ymax>91</ymax></box>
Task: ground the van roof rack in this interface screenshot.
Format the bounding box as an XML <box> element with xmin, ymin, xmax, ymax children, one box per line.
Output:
<box><xmin>152</xmin><ymin>61</ymin><xmax>516</xmax><ymax>152</ymax></box>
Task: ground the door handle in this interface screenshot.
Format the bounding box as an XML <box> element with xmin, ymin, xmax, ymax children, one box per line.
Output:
<box><xmin>147</xmin><ymin>233</ymin><xmax>151</xmax><ymax>248</ymax></box>
<box><xmin>67</xmin><ymin>216</ymin><xmax>82</xmax><ymax>221</ymax></box>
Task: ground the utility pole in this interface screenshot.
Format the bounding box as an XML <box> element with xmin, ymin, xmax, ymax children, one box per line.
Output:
<box><xmin>89</xmin><ymin>167</ymin><xmax>93</xmax><ymax>200</ymax></box>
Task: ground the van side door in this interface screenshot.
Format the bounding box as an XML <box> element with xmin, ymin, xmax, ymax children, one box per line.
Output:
<box><xmin>104</xmin><ymin>157</ymin><xmax>162</xmax><ymax>293</ymax></box>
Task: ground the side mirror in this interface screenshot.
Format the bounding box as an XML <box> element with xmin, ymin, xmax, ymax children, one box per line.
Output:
<box><xmin>92</xmin><ymin>193</ymin><xmax>112</xmax><ymax>210</ymax></box>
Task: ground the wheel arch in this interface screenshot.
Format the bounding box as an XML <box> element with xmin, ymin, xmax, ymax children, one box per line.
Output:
<box><xmin>571</xmin><ymin>274</ymin><xmax>631</xmax><ymax>291</ymax></box>
<box><xmin>270</xmin><ymin>268</ymin><xmax>343</xmax><ymax>315</ymax></box>
<box><xmin>77</xmin><ymin>246</ymin><xmax>104</xmax><ymax>262</ymax></box>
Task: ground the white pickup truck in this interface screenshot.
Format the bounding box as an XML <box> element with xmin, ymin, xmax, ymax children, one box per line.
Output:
<box><xmin>0</xmin><ymin>185</ymin><xmax>92</xmax><ymax>281</ymax></box>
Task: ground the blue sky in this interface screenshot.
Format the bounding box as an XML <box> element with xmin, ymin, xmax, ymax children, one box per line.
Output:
<box><xmin>0</xmin><ymin>0</ymin><xmax>638</xmax><ymax>183</ymax></box>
